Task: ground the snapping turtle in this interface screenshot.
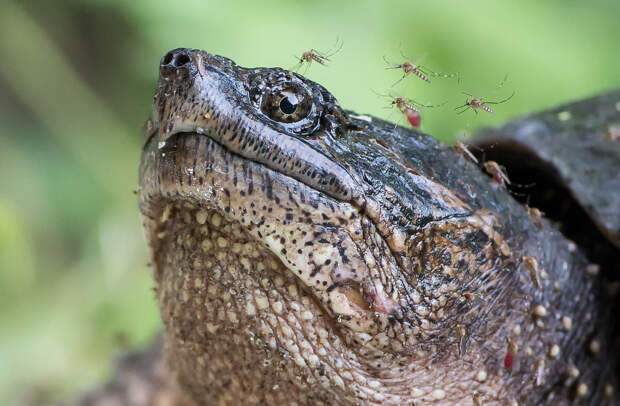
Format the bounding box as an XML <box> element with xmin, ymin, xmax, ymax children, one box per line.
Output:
<box><xmin>78</xmin><ymin>49</ymin><xmax>620</xmax><ymax>405</ymax></box>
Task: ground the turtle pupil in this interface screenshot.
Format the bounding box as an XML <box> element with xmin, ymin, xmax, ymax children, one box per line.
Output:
<box><xmin>279</xmin><ymin>94</ymin><xmax>298</xmax><ymax>115</ymax></box>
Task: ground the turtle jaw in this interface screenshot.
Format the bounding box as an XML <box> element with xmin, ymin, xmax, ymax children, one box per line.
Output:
<box><xmin>139</xmin><ymin>129</ymin><xmax>386</xmax><ymax>326</ymax></box>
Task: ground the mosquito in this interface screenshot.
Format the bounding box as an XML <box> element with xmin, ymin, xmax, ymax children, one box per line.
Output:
<box><xmin>455</xmin><ymin>91</ymin><xmax>515</xmax><ymax>115</ymax></box>
<box><xmin>456</xmin><ymin>324</ymin><xmax>468</xmax><ymax>357</ymax></box>
<box><xmin>483</xmin><ymin>160</ymin><xmax>510</xmax><ymax>186</ymax></box>
<box><xmin>376</xmin><ymin>91</ymin><xmax>443</xmax><ymax>129</ymax></box>
<box><xmin>504</xmin><ymin>337</ymin><xmax>519</xmax><ymax>370</ymax></box>
<box><xmin>527</xmin><ymin>206</ymin><xmax>544</xmax><ymax>229</ymax></box>
<box><xmin>388</xmin><ymin>96</ymin><xmax>423</xmax><ymax>128</ymax></box>
<box><xmin>606</xmin><ymin>125</ymin><xmax>620</xmax><ymax>141</ymax></box>
<box><xmin>291</xmin><ymin>38</ymin><xmax>343</xmax><ymax>73</ymax></box>
<box><xmin>497</xmin><ymin>73</ymin><xmax>510</xmax><ymax>89</ymax></box>
<box><xmin>192</xmin><ymin>53</ymin><xmax>206</xmax><ymax>78</ymax></box>
<box><xmin>452</xmin><ymin>141</ymin><xmax>479</xmax><ymax>164</ymax></box>
<box><xmin>523</xmin><ymin>255</ymin><xmax>541</xmax><ymax>289</ymax></box>
<box><xmin>472</xmin><ymin>393</ymin><xmax>484</xmax><ymax>406</ymax></box>
<box><xmin>383</xmin><ymin>50</ymin><xmax>458</xmax><ymax>86</ymax></box>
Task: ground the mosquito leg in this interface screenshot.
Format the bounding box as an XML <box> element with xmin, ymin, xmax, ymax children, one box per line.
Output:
<box><xmin>485</xmin><ymin>91</ymin><xmax>516</xmax><ymax>105</ymax></box>
<box><xmin>325</xmin><ymin>38</ymin><xmax>343</xmax><ymax>57</ymax></box>
<box><xmin>383</xmin><ymin>56</ymin><xmax>398</xmax><ymax>69</ymax></box>
<box><xmin>391</xmin><ymin>75</ymin><xmax>406</xmax><ymax>87</ymax></box>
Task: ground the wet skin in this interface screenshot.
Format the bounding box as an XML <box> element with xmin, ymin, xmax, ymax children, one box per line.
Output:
<box><xmin>139</xmin><ymin>48</ymin><xmax>614</xmax><ymax>405</ymax></box>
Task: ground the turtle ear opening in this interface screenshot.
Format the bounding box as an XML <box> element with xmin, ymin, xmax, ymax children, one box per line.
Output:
<box><xmin>471</xmin><ymin>139</ymin><xmax>620</xmax><ymax>276</ymax></box>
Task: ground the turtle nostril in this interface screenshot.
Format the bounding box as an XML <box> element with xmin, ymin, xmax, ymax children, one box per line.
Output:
<box><xmin>160</xmin><ymin>49</ymin><xmax>193</xmax><ymax>80</ymax></box>
<box><xmin>162</xmin><ymin>51</ymin><xmax>174</xmax><ymax>65</ymax></box>
<box><xmin>175</xmin><ymin>53</ymin><xmax>191</xmax><ymax>67</ymax></box>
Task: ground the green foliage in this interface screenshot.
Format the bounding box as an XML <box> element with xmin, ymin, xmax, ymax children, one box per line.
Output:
<box><xmin>0</xmin><ymin>0</ymin><xmax>618</xmax><ymax>404</ymax></box>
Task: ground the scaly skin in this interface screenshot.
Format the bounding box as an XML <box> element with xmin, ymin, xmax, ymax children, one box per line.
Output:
<box><xmin>135</xmin><ymin>48</ymin><xmax>616</xmax><ymax>405</ymax></box>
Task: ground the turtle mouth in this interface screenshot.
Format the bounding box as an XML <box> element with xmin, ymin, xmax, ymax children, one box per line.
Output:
<box><xmin>139</xmin><ymin>129</ymin><xmax>303</xmax><ymax>269</ymax></box>
<box><xmin>139</xmin><ymin>129</ymin><xmax>343</xmax><ymax>336</ymax></box>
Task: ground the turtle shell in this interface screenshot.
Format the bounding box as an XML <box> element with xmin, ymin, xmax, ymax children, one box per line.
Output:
<box><xmin>472</xmin><ymin>90</ymin><xmax>620</xmax><ymax>271</ymax></box>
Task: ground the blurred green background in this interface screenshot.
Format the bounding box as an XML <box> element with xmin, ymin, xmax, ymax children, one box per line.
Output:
<box><xmin>0</xmin><ymin>0</ymin><xmax>618</xmax><ymax>404</ymax></box>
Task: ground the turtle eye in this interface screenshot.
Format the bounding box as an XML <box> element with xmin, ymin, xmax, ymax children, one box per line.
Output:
<box><xmin>279</xmin><ymin>91</ymin><xmax>299</xmax><ymax>114</ymax></box>
<box><xmin>261</xmin><ymin>86</ymin><xmax>312</xmax><ymax>123</ymax></box>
